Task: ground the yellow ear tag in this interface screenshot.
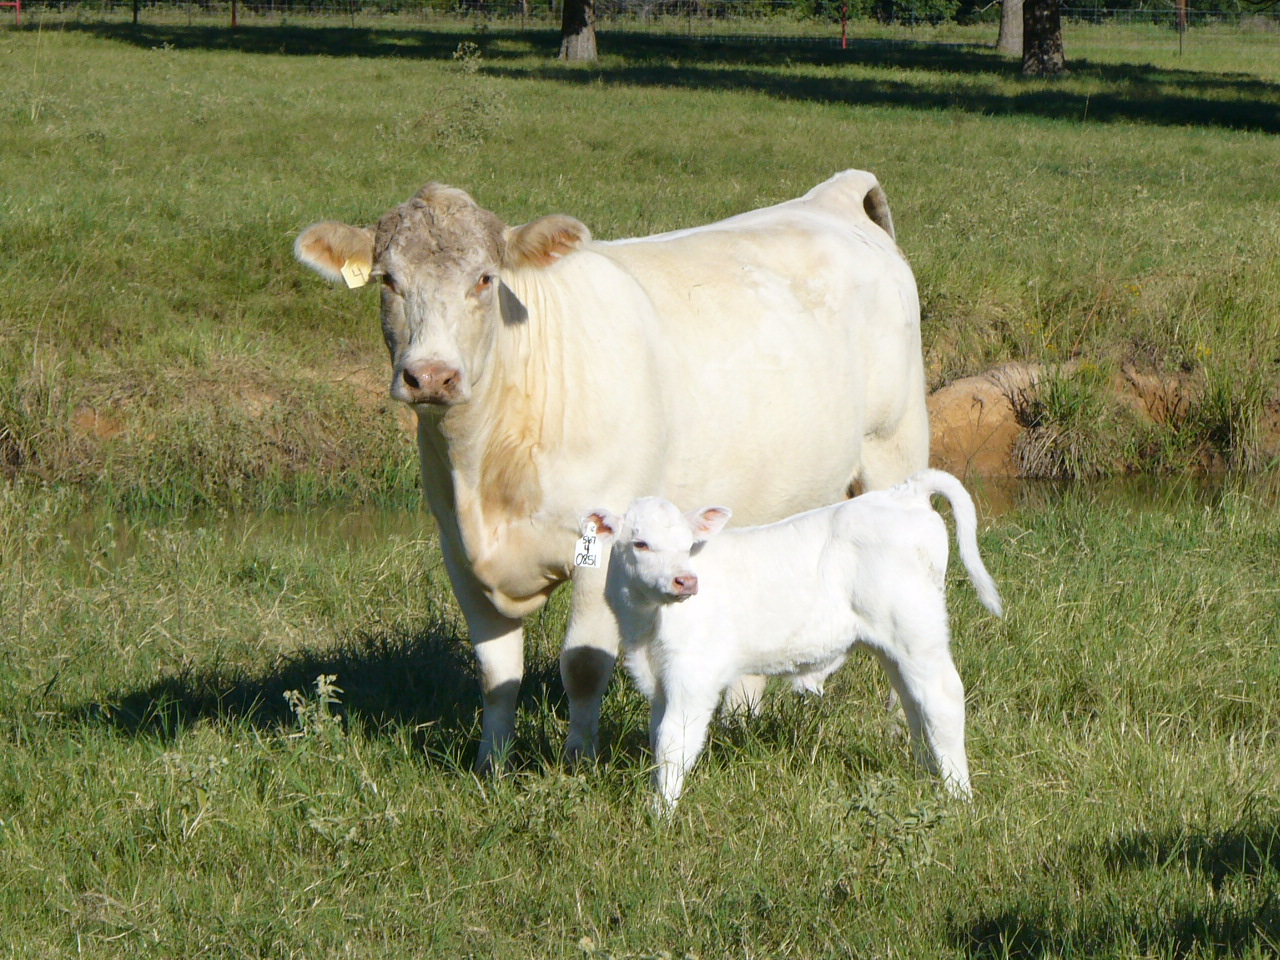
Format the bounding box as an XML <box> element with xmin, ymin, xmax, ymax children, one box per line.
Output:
<box><xmin>340</xmin><ymin>258</ymin><xmax>371</xmax><ymax>289</ymax></box>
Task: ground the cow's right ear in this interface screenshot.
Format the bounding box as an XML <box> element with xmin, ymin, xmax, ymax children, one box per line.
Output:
<box><xmin>294</xmin><ymin>221</ymin><xmax>376</xmax><ymax>289</ymax></box>
<box><xmin>581</xmin><ymin>510</ymin><xmax>619</xmax><ymax>539</ymax></box>
<box><xmin>503</xmin><ymin>215</ymin><xmax>591</xmax><ymax>270</ymax></box>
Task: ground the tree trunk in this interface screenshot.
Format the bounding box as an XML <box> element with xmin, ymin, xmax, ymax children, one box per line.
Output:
<box><xmin>1021</xmin><ymin>0</ymin><xmax>1065</xmax><ymax>76</ymax></box>
<box><xmin>997</xmin><ymin>0</ymin><xmax>1023</xmax><ymax>56</ymax></box>
<box><xmin>559</xmin><ymin>0</ymin><xmax>597</xmax><ymax>61</ymax></box>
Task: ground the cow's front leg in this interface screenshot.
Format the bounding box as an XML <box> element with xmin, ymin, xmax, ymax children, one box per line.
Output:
<box><xmin>561</xmin><ymin>565</ymin><xmax>620</xmax><ymax>763</ymax></box>
<box><xmin>433</xmin><ymin>526</ymin><xmax>526</xmax><ymax>774</ymax></box>
<box><xmin>471</xmin><ymin>609</ymin><xmax>526</xmax><ymax>774</ymax></box>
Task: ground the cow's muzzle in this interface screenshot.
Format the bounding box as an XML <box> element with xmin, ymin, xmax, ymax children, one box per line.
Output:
<box><xmin>670</xmin><ymin>574</ymin><xmax>699</xmax><ymax>599</ymax></box>
<box><xmin>394</xmin><ymin>360</ymin><xmax>465</xmax><ymax>406</ymax></box>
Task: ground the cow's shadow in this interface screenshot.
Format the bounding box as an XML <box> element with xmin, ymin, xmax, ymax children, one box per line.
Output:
<box><xmin>67</xmin><ymin>618</ymin><xmax>581</xmax><ymax>771</ymax></box>
<box><xmin>952</xmin><ymin>823</ymin><xmax>1280</xmax><ymax>958</ymax></box>
<box><xmin>51</xmin><ymin>21</ymin><xmax>1280</xmax><ymax>134</ymax></box>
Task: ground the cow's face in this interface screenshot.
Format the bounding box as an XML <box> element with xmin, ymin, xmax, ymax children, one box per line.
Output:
<box><xmin>585</xmin><ymin>499</ymin><xmax>731</xmax><ymax>605</ymax></box>
<box><xmin>370</xmin><ymin>186</ymin><xmax>506</xmax><ymax>407</ymax></box>
<box><xmin>294</xmin><ymin>185</ymin><xmax>591</xmax><ymax>411</ymax></box>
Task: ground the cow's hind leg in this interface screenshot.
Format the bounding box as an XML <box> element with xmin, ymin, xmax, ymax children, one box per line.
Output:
<box><xmin>561</xmin><ymin>568</ymin><xmax>620</xmax><ymax>763</ymax></box>
<box><xmin>854</xmin><ymin>408</ymin><xmax>930</xmax><ymax>494</ymax></box>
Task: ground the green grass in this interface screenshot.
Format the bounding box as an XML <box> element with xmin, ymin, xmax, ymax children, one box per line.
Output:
<box><xmin>1</xmin><ymin>24</ymin><xmax>1279</xmax><ymax>949</ymax></box>
<box><xmin>1</xmin><ymin>18</ymin><xmax>1279</xmax><ymax>504</ymax></box>
<box><xmin>2</xmin><ymin>478</ymin><xmax>1279</xmax><ymax>956</ymax></box>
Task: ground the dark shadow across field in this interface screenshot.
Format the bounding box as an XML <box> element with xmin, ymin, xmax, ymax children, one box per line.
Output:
<box><xmin>64</xmin><ymin>616</ymin><xmax>893</xmax><ymax>775</ymax></box>
<box><xmin>953</xmin><ymin>824</ymin><xmax>1280</xmax><ymax>958</ymax></box>
<box><xmin>65</xmin><ymin>620</ymin><xmax>573</xmax><ymax>771</ymax></box>
<box><xmin>58</xmin><ymin>22</ymin><xmax>1280</xmax><ymax>134</ymax></box>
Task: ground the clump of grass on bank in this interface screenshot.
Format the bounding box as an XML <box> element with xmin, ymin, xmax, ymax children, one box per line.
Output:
<box><xmin>2</xmin><ymin>477</ymin><xmax>1279</xmax><ymax>956</ymax></box>
<box><xmin>2</xmin><ymin>22</ymin><xmax>1279</xmax><ymax>506</ymax></box>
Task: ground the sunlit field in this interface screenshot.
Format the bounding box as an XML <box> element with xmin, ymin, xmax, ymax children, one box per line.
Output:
<box><xmin>2</xmin><ymin>14</ymin><xmax>1279</xmax><ymax>956</ymax></box>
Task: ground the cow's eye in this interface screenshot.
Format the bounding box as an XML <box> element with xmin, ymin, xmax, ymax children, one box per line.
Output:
<box><xmin>474</xmin><ymin>274</ymin><xmax>495</xmax><ymax>294</ymax></box>
<box><xmin>632</xmin><ymin>540</ymin><xmax>649</xmax><ymax>551</ymax></box>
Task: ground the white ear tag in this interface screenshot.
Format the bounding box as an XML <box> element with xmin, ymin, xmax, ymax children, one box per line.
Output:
<box><xmin>574</xmin><ymin>522</ymin><xmax>603</xmax><ymax>568</ymax></box>
<box><xmin>340</xmin><ymin>258</ymin><xmax>371</xmax><ymax>289</ymax></box>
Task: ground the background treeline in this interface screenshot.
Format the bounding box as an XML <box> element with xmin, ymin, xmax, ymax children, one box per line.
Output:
<box><xmin>18</xmin><ymin>0</ymin><xmax>1280</xmax><ymax>26</ymax></box>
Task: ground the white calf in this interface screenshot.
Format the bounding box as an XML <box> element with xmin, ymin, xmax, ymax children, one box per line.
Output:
<box><xmin>584</xmin><ymin>469</ymin><xmax>1003</xmax><ymax>810</ymax></box>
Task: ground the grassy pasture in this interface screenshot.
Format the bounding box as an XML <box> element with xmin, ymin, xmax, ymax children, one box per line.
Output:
<box><xmin>1</xmin><ymin>18</ymin><xmax>1279</xmax><ymax>505</ymax></box>
<box><xmin>1</xmin><ymin>15</ymin><xmax>1280</xmax><ymax>958</ymax></box>
<box><xmin>2</xmin><ymin>479</ymin><xmax>1280</xmax><ymax>957</ymax></box>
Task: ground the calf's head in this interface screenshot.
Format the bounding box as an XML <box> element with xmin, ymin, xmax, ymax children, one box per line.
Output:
<box><xmin>582</xmin><ymin>498</ymin><xmax>731</xmax><ymax>604</ymax></box>
<box><xmin>294</xmin><ymin>185</ymin><xmax>590</xmax><ymax>409</ymax></box>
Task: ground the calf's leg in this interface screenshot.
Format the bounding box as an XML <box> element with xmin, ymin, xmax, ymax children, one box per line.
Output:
<box><xmin>721</xmin><ymin>674</ymin><xmax>768</xmax><ymax>715</ymax></box>
<box><xmin>650</xmin><ymin>684</ymin><xmax>721</xmax><ymax>811</ymax></box>
<box><xmin>471</xmin><ymin>615</ymin><xmax>526</xmax><ymax>774</ymax></box>
<box><xmin>871</xmin><ymin>599</ymin><xmax>971</xmax><ymax>798</ymax></box>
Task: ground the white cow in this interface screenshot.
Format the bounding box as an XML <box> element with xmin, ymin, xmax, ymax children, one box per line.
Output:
<box><xmin>585</xmin><ymin>469</ymin><xmax>1003</xmax><ymax>810</ymax></box>
<box><xmin>293</xmin><ymin>171</ymin><xmax>929</xmax><ymax>771</ymax></box>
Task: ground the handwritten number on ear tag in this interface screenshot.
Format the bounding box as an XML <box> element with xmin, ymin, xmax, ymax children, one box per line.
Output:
<box><xmin>575</xmin><ymin>522</ymin><xmax>602</xmax><ymax>568</ymax></box>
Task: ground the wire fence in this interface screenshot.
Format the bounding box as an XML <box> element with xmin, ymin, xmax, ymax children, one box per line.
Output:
<box><xmin>7</xmin><ymin>0</ymin><xmax>1279</xmax><ymax>44</ymax></box>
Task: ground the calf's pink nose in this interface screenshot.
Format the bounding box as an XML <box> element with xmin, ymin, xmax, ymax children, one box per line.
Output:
<box><xmin>672</xmin><ymin>574</ymin><xmax>698</xmax><ymax>596</ymax></box>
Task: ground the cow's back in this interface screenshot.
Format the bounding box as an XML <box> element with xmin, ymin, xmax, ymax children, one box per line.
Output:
<box><xmin>584</xmin><ymin>179</ymin><xmax>923</xmax><ymax>523</ymax></box>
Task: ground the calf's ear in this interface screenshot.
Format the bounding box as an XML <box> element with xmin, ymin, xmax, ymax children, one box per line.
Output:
<box><xmin>687</xmin><ymin>506</ymin><xmax>731</xmax><ymax>542</ymax></box>
<box><xmin>503</xmin><ymin>215</ymin><xmax>591</xmax><ymax>269</ymax></box>
<box><xmin>294</xmin><ymin>221</ymin><xmax>376</xmax><ymax>288</ymax></box>
<box><xmin>581</xmin><ymin>510</ymin><xmax>619</xmax><ymax>539</ymax></box>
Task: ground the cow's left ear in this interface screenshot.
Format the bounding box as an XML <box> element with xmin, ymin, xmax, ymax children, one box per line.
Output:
<box><xmin>687</xmin><ymin>506</ymin><xmax>731</xmax><ymax>542</ymax></box>
<box><xmin>503</xmin><ymin>215</ymin><xmax>591</xmax><ymax>269</ymax></box>
<box><xmin>581</xmin><ymin>509</ymin><xmax>619</xmax><ymax>539</ymax></box>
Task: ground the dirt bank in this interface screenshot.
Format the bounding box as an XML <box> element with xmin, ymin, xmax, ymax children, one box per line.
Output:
<box><xmin>929</xmin><ymin>361</ymin><xmax>1280</xmax><ymax>478</ymax></box>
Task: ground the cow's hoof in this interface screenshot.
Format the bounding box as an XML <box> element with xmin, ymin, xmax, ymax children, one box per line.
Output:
<box><xmin>562</xmin><ymin>735</ymin><xmax>598</xmax><ymax>768</ymax></box>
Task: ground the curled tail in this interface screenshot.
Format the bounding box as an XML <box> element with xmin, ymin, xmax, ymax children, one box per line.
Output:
<box><xmin>901</xmin><ymin>469</ymin><xmax>1003</xmax><ymax>617</ymax></box>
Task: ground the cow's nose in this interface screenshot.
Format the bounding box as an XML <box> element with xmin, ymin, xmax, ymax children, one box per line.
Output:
<box><xmin>672</xmin><ymin>574</ymin><xmax>698</xmax><ymax>597</ymax></box>
<box><xmin>400</xmin><ymin>361</ymin><xmax>461</xmax><ymax>404</ymax></box>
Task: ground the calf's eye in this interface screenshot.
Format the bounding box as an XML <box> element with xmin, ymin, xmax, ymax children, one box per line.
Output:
<box><xmin>633</xmin><ymin>540</ymin><xmax>649</xmax><ymax>551</ymax></box>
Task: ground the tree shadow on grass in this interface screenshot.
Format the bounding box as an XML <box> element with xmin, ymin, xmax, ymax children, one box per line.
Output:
<box><xmin>953</xmin><ymin>823</ymin><xmax>1280</xmax><ymax>958</ymax></box>
<box><xmin>58</xmin><ymin>21</ymin><xmax>1280</xmax><ymax>133</ymax></box>
<box><xmin>65</xmin><ymin>618</ymin><xmax>571</xmax><ymax>771</ymax></box>
<box><xmin>486</xmin><ymin>53</ymin><xmax>1280</xmax><ymax>133</ymax></box>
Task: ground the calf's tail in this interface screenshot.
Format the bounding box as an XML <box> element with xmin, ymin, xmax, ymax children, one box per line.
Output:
<box><xmin>904</xmin><ymin>469</ymin><xmax>1003</xmax><ymax>618</ymax></box>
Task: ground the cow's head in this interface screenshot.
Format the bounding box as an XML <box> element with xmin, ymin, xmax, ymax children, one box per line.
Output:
<box><xmin>584</xmin><ymin>498</ymin><xmax>732</xmax><ymax>605</ymax></box>
<box><xmin>294</xmin><ymin>185</ymin><xmax>590</xmax><ymax>408</ymax></box>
